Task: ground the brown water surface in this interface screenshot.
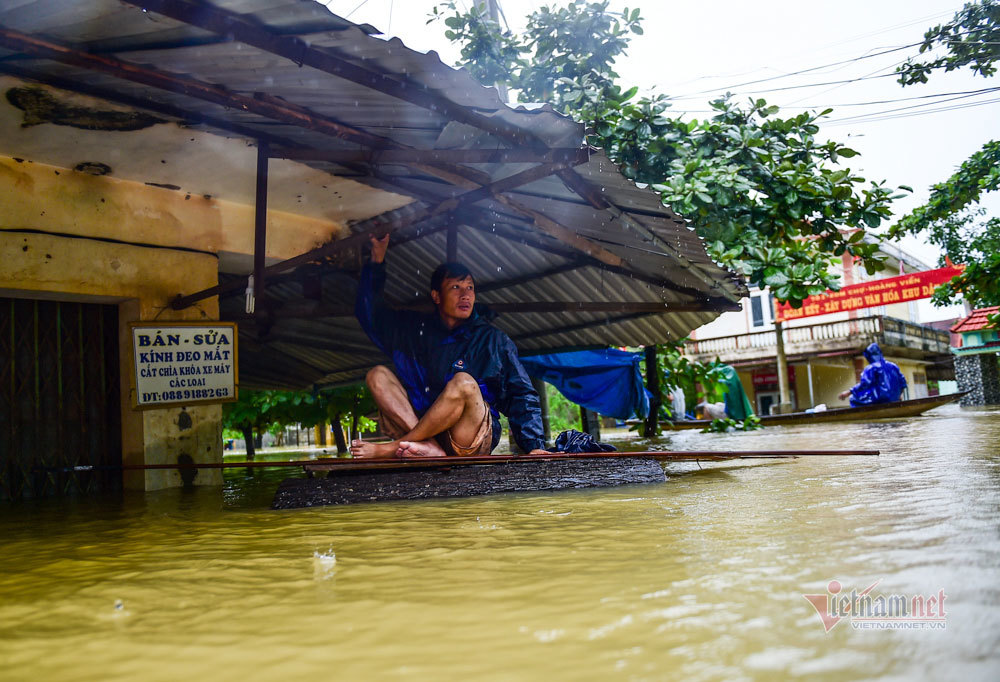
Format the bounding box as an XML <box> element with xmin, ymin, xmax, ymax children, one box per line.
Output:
<box><xmin>1</xmin><ymin>405</ymin><xmax>999</xmax><ymax>681</ymax></box>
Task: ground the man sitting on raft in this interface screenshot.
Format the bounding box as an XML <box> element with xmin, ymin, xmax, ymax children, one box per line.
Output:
<box><xmin>837</xmin><ymin>342</ymin><xmax>908</xmax><ymax>407</ymax></box>
<box><xmin>350</xmin><ymin>234</ymin><xmax>548</xmax><ymax>459</ymax></box>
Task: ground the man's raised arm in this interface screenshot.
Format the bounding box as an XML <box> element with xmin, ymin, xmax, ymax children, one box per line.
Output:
<box><xmin>355</xmin><ymin>234</ymin><xmax>396</xmax><ymax>353</ymax></box>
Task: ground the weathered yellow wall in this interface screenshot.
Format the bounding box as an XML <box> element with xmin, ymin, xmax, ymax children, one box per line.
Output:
<box><xmin>896</xmin><ymin>360</ymin><xmax>929</xmax><ymax>399</ymax></box>
<box><xmin>0</xmin><ymin>155</ymin><xmax>347</xmax><ymax>260</ymax></box>
<box><xmin>795</xmin><ymin>362</ymin><xmax>856</xmax><ymax>409</ymax></box>
<box><xmin>1</xmin><ymin>172</ymin><xmax>232</xmax><ymax>490</ymax></box>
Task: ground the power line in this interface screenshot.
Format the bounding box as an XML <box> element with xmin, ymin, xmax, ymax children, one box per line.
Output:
<box><xmin>810</xmin><ymin>9</ymin><xmax>954</xmax><ymax>50</ymax></box>
<box><xmin>826</xmin><ymin>88</ymin><xmax>1000</xmax><ymax>123</ymax></box>
<box><xmin>782</xmin><ymin>56</ymin><xmax>906</xmax><ymax>107</ymax></box>
<box><xmin>343</xmin><ymin>0</ymin><xmax>370</xmax><ymax>19</ymax></box>
<box><xmin>824</xmin><ymin>95</ymin><xmax>1000</xmax><ymax>127</ymax></box>
<box><xmin>665</xmin><ymin>30</ymin><xmax>988</xmax><ymax>102</ymax></box>
<box><xmin>652</xmin><ymin>9</ymin><xmax>955</xmax><ymax>91</ymax></box>
<box><xmin>811</xmin><ymin>86</ymin><xmax>1000</xmax><ymax>109</ymax></box>
<box><xmin>663</xmin><ymin>86</ymin><xmax>1000</xmax><ymax>115</ymax></box>
<box><xmin>667</xmin><ymin>42</ymin><xmax>922</xmax><ymax>100</ymax></box>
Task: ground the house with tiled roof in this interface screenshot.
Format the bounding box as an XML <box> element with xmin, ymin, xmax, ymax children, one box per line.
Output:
<box><xmin>950</xmin><ymin>307</ymin><xmax>1000</xmax><ymax>405</ymax></box>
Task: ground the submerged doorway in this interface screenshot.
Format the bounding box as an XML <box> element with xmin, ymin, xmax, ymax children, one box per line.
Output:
<box><xmin>0</xmin><ymin>297</ymin><xmax>121</xmax><ymax>501</ymax></box>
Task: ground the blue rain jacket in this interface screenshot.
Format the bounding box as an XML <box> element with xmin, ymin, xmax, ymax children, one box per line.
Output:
<box><xmin>355</xmin><ymin>262</ymin><xmax>546</xmax><ymax>453</ymax></box>
<box><xmin>849</xmin><ymin>343</ymin><xmax>908</xmax><ymax>407</ymax></box>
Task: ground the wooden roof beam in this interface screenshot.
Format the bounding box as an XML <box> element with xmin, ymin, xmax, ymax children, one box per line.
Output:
<box><xmin>170</xmin><ymin>205</ymin><xmax>442</xmax><ymax>309</ymax></box>
<box><xmin>444</xmin><ymin>161</ymin><xmax>580</xmax><ymax>205</ymax></box>
<box><xmin>273</xmin><ymin>148</ymin><xmax>591</xmax><ymax>165</ymax></box>
<box><xmin>0</xmin><ymin>26</ymin><xmax>498</xmax><ymax>191</ymax></box>
<box><xmin>364</xmin><ymin>176</ymin><xmax>626</xmax><ymax>277</ymax></box>
<box><xmin>514</xmin><ymin>311</ymin><xmax>679</xmax><ymax>343</ymax></box>
<box><xmin>456</xmin><ymin>207</ymin><xmax>736</xmax><ymax>308</ymax></box>
<box><xmin>556</xmin><ymin>168</ymin><xmax>742</xmax><ymax>302</ymax></box>
<box><xmin>483</xmin><ymin>193</ymin><xmax>624</xmax><ymax>267</ymax></box>
<box><xmin>0</xmin><ymin>63</ymin><xmax>301</xmax><ymax>148</ymax></box>
<box><xmin>227</xmin><ymin>301</ymin><xmax>704</xmax><ymax>320</ymax></box>
<box><xmin>0</xmin><ymin>26</ymin><xmax>395</xmax><ymax>150</ymax></box>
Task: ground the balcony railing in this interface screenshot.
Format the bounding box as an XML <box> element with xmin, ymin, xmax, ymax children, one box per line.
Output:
<box><xmin>686</xmin><ymin>315</ymin><xmax>950</xmax><ymax>358</ymax></box>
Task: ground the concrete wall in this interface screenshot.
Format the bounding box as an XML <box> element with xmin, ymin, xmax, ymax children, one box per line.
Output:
<box><xmin>896</xmin><ymin>359</ymin><xmax>929</xmax><ymax>400</ymax></box>
<box><xmin>0</xmin><ymin>156</ymin><xmax>278</xmax><ymax>491</ymax></box>
<box><xmin>1</xmin><ymin>231</ymin><xmax>222</xmax><ymax>490</ymax></box>
<box><xmin>0</xmin><ymin>155</ymin><xmax>351</xmax><ymax>262</ymax></box>
<box><xmin>792</xmin><ymin>361</ymin><xmax>854</xmax><ymax>410</ymax></box>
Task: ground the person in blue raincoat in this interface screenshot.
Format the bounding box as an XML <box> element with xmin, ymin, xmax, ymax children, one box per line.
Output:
<box><xmin>838</xmin><ymin>342</ymin><xmax>908</xmax><ymax>406</ymax></box>
<box><xmin>350</xmin><ymin>234</ymin><xmax>548</xmax><ymax>459</ymax></box>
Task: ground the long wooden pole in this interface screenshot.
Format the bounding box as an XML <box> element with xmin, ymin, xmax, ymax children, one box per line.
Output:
<box><xmin>42</xmin><ymin>449</ymin><xmax>877</xmax><ymax>474</ymax></box>
<box><xmin>253</xmin><ymin>140</ymin><xmax>269</xmax><ymax>308</ymax></box>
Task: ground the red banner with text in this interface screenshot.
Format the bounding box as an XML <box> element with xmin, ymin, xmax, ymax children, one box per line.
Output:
<box><xmin>774</xmin><ymin>265</ymin><xmax>964</xmax><ymax>322</ymax></box>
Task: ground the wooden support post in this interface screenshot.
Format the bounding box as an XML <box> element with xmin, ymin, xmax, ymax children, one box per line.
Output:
<box><xmin>531</xmin><ymin>377</ymin><xmax>551</xmax><ymax>444</ymax></box>
<box><xmin>774</xmin><ymin>320</ymin><xmax>793</xmax><ymax>414</ymax></box>
<box><xmin>580</xmin><ymin>406</ymin><xmax>601</xmax><ymax>441</ymax></box>
<box><xmin>253</xmin><ymin>141</ymin><xmax>269</xmax><ymax>306</ymax></box>
<box><xmin>644</xmin><ymin>345</ymin><xmax>661</xmax><ymax>437</ymax></box>
<box><xmin>807</xmin><ymin>360</ymin><xmax>815</xmax><ymax>408</ymax></box>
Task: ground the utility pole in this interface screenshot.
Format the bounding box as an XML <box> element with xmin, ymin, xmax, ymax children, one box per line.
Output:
<box><xmin>483</xmin><ymin>0</ymin><xmax>508</xmax><ymax>102</ymax></box>
<box><xmin>774</xmin><ymin>320</ymin><xmax>793</xmax><ymax>414</ymax></box>
<box><xmin>531</xmin><ymin>377</ymin><xmax>551</xmax><ymax>444</ymax></box>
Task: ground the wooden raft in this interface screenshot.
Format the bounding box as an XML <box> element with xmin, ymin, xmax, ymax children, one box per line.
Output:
<box><xmin>271</xmin><ymin>457</ymin><xmax>666</xmax><ymax>509</ymax></box>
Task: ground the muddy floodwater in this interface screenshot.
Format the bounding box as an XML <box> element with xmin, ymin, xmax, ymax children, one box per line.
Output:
<box><xmin>2</xmin><ymin>405</ymin><xmax>999</xmax><ymax>681</ymax></box>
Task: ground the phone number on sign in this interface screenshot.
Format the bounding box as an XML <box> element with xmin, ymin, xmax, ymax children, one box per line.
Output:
<box><xmin>142</xmin><ymin>388</ymin><xmax>230</xmax><ymax>403</ymax></box>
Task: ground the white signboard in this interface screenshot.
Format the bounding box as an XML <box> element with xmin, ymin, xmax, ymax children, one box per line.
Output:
<box><xmin>130</xmin><ymin>322</ymin><xmax>238</xmax><ymax>409</ymax></box>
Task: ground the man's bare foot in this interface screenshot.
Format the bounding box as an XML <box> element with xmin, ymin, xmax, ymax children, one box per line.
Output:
<box><xmin>396</xmin><ymin>439</ymin><xmax>447</xmax><ymax>458</ymax></box>
<box><xmin>349</xmin><ymin>439</ymin><xmax>400</xmax><ymax>459</ymax></box>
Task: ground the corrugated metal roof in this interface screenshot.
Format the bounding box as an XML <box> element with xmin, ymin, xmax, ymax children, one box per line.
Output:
<box><xmin>0</xmin><ymin>0</ymin><xmax>747</xmax><ymax>389</ymax></box>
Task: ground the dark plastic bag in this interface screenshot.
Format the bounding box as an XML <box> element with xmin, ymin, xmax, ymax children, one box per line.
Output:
<box><xmin>552</xmin><ymin>429</ymin><xmax>617</xmax><ymax>453</ymax></box>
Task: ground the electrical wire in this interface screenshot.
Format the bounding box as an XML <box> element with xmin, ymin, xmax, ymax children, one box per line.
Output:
<box><xmin>653</xmin><ymin>9</ymin><xmax>955</xmax><ymax>90</ymax></box>
<box><xmin>665</xmin><ymin>29</ymin><xmax>987</xmax><ymax>102</ymax></box>
<box><xmin>344</xmin><ymin>0</ymin><xmax>370</xmax><ymax>20</ymax></box>
<box><xmin>661</xmin><ymin>86</ymin><xmax>1000</xmax><ymax>116</ymax></box>
<box><xmin>812</xmin><ymin>86</ymin><xmax>1000</xmax><ymax>109</ymax></box>
<box><xmin>824</xmin><ymin>95</ymin><xmax>1000</xmax><ymax>127</ymax></box>
<box><xmin>667</xmin><ymin>43</ymin><xmax>922</xmax><ymax>100</ymax></box>
<box><xmin>826</xmin><ymin>87</ymin><xmax>1000</xmax><ymax>123</ymax></box>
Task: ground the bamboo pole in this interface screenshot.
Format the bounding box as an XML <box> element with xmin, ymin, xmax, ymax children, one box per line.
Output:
<box><xmin>38</xmin><ymin>449</ymin><xmax>877</xmax><ymax>474</ymax></box>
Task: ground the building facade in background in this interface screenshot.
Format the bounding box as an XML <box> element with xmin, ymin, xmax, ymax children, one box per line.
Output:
<box><xmin>685</xmin><ymin>242</ymin><xmax>958</xmax><ymax>415</ymax></box>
